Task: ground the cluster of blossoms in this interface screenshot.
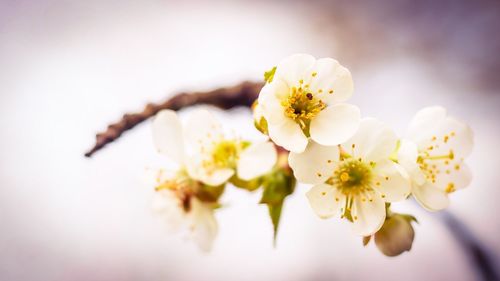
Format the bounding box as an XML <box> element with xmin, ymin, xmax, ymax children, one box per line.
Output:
<box><xmin>150</xmin><ymin>54</ymin><xmax>473</xmax><ymax>256</ymax></box>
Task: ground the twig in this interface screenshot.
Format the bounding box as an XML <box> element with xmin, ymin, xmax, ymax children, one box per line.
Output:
<box><xmin>84</xmin><ymin>81</ymin><xmax>264</xmax><ymax>157</ymax></box>
<box><xmin>438</xmin><ymin>211</ymin><xmax>499</xmax><ymax>281</ymax></box>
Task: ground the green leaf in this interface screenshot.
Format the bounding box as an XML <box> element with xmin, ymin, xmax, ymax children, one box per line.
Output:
<box><xmin>268</xmin><ymin>203</ymin><xmax>283</xmax><ymax>246</ymax></box>
<box><xmin>264</xmin><ymin>66</ymin><xmax>277</xmax><ymax>84</ymax></box>
<box><xmin>260</xmin><ymin>168</ymin><xmax>296</xmax><ymax>245</ymax></box>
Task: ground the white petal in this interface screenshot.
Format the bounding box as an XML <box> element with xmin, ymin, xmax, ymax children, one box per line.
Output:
<box><xmin>310</xmin><ymin>103</ymin><xmax>360</xmax><ymax>146</ymax></box>
<box><xmin>274</xmin><ymin>54</ymin><xmax>316</xmax><ymax>86</ymax></box>
<box><xmin>189</xmin><ymin>198</ymin><xmax>218</xmax><ymax>252</ymax></box>
<box><xmin>198</xmin><ymin>168</ymin><xmax>234</xmax><ymax>186</ymax></box>
<box><xmin>306</xmin><ymin>183</ymin><xmax>344</xmax><ymax>219</ymax></box>
<box><xmin>397</xmin><ymin>140</ymin><xmax>427</xmax><ymax>186</ymax></box>
<box><xmin>152</xmin><ymin>190</ymin><xmax>186</xmax><ymax>232</ymax></box>
<box><xmin>184</xmin><ymin>109</ymin><xmax>224</xmax><ymax>153</ymax></box>
<box><xmin>406</xmin><ymin>106</ymin><xmax>447</xmax><ymax>142</ymax></box>
<box><xmin>144</xmin><ymin>167</ymin><xmax>178</xmax><ymax>186</ymax></box>
<box><xmin>257</xmin><ymin>80</ymin><xmax>289</xmax><ymax>125</ymax></box>
<box><xmin>288</xmin><ymin>141</ymin><xmax>339</xmax><ymax>184</ymax></box>
<box><xmin>433</xmin><ymin>161</ymin><xmax>472</xmax><ymax>192</ymax></box>
<box><xmin>237</xmin><ymin>142</ymin><xmax>277</xmax><ymax>180</ymax></box>
<box><xmin>412</xmin><ymin>182</ymin><xmax>449</xmax><ymax>211</ymax></box>
<box><xmin>186</xmin><ymin>158</ymin><xmax>234</xmax><ymax>186</ymax></box>
<box><xmin>351</xmin><ymin>194</ymin><xmax>386</xmax><ymax>236</ymax></box>
<box><xmin>373</xmin><ymin>160</ymin><xmax>411</xmax><ymax>202</ymax></box>
<box><xmin>309</xmin><ymin>58</ymin><xmax>354</xmax><ymax>103</ymax></box>
<box><xmin>152</xmin><ymin>110</ymin><xmax>186</xmax><ymax>164</ymax></box>
<box><xmin>422</xmin><ymin>116</ymin><xmax>474</xmax><ymax>159</ymax></box>
<box><xmin>268</xmin><ymin>117</ymin><xmax>308</xmax><ymax>153</ymax></box>
<box><xmin>343</xmin><ymin>118</ymin><xmax>397</xmax><ymax>162</ymax></box>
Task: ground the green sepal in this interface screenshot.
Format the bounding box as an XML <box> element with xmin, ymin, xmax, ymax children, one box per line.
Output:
<box><xmin>196</xmin><ymin>183</ymin><xmax>225</xmax><ymax>203</ymax></box>
<box><xmin>389</xmin><ymin>139</ymin><xmax>401</xmax><ymax>163</ymax></box>
<box><xmin>400</xmin><ymin>214</ymin><xmax>419</xmax><ymax>224</ymax></box>
<box><xmin>362</xmin><ymin>235</ymin><xmax>372</xmax><ymax>246</ymax></box>
<box><xmin>254</xmin><ymin>117</ymin><xmax>269</xmax><ymax>135</ymax></box>
<box><xmin>264</xmin><ymin>66</ymin><xmax>277</xmax><ymax>84</ymax></box>
<box><xmin>229</xmin><ymin>175</ymin><xmax>262</xmax><ymax>192</ymax></box>
<box><xmin>241</xmin><ymin>140</ymin><xmax>252</xmax><ymax>150</ymax></box>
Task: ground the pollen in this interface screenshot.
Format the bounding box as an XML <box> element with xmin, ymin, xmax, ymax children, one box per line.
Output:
<box><xmin>446</xmin><ymin>183</ymin><xmax>456</xmax><ymax>193</ymax></box>
<box><xmin>282</xmin><ymin>86</ymin><xmax>326</xmax><ymax>130</ymax></box>
<box><xmin>340</xmin><ymin>172</ymin><xmax>350</xmax><ymax>182</ymax></box>
<box><xmin>333</xmin><ymin>158</ymin><xmax>373</xmax><ymax>196</ymax></box>
<box><xmin>311</xmin><ymin>72</ymin><xmax>317</xmax><ymax>77</ymax></box>
<box><xmin>210</xmin><ymin>140</ymin><xmax>242</xmax><ymax>169</ymax></box>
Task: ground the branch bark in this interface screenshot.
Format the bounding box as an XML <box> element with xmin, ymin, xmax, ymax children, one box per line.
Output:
<box><xmin>84</xmin><ymin>81</ymin><xmax>264</xmax><ymax>157</ymax></box>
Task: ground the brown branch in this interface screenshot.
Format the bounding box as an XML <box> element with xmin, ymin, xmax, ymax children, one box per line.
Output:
<box><xmin>85</xmin><ymin>81</ymin><xmax>264</xmax><ymax>157</ymax></box>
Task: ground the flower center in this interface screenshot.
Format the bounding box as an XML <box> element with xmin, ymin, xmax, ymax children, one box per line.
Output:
<box><xmin>330</xmin><ymin>158</ymin><xmax>373</xmax><ymax>195</ymax></box>
<box><xmin>154</xmin><ymin>171</ymin><xmax>195</xmax><ymax>212</ymax></box>
<box><xmin>210</xmin><ymin>140</ymin><xmax>243</xmax><ymax>169</ymax></box>
<box><xmin>281</xmin><ymin>85</ymin><xmax>326</xmax><ymax>133</ymax></box>
<box><xmin>417</xmin><ymin>148</ymin><xmax>456</xmax><ymax>192</ymax></box>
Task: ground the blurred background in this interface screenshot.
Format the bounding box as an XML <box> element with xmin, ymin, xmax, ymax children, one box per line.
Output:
<box><xmin>1</xmin><ymin>0</ymin><xmax>499</xmax><ymax>280</ymax></box>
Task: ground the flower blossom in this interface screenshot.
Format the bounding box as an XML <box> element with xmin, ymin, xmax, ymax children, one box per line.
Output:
<box><xmin>398</xmin><ymin>106</ymin><xmax>473</xmax><ymax>211</ymax></box>
<box><xmin>152</xmin><ymin>170</ymin><xmax>218</xmax><ymax>252</ymax></box>
<box><xmin>257</xmin><ymin>54</ymin><xmax>360</xmax><ymax>153</ymax></box>
<box><xmin>150</xmin><ymin>109</ymin><xmax>277</xmax><ymax>250</ymax></box>
<box><xmin>289</xmin><ymin>118</ymin><xmax>411</xmax><ymax>235</ymax></box>
<box><xmin>152</xmin><ymin>109</ymin><xmax>277</xmax><ymax>186</ymax></box>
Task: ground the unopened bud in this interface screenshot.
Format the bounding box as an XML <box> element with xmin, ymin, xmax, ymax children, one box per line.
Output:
<box><xmin>374</xmin><ymin>214</ymin><xmax>415</xmax><ymax>256</ymax></box>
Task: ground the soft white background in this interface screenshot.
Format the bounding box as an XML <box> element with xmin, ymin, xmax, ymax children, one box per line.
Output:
<box><xmin>1</xmin><ymin>1</ymin><xmax>499</xmax><ymax>280</ymax></box>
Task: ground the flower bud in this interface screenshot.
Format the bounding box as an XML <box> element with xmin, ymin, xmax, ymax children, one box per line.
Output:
<box><xmin>374</xmin><ymin>214</ymin><xmax>415</xmax><ymax>256</ymax></box>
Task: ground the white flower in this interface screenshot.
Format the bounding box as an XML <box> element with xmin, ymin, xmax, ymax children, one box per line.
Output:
<box><xmin>398</xmin><ymin>106</ymin><xmax>473</xmax><ymax>211</ymax></box>
<box><xmin>289</xmin><ymin>118</ymin><xmax>411</xmax><ymax>236</ymax></box>
<box><xmin>152</xmin><ymin>185</ymin><xmax>218</xmax><ymax>252</ymax></box>
<box><xmin>152</xmin><ymin>109</ymin><xmax>277</xmax><ymax>186</ymax></box>
<box><xmin>257</xmin><ymin>54</ymin><xmax>361</xmax><ymax>153</ymax></box>
<box><xmin>151</xmin><ymin>109</ymin><xmax>277</xmax><ymax>250</ymax></box>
